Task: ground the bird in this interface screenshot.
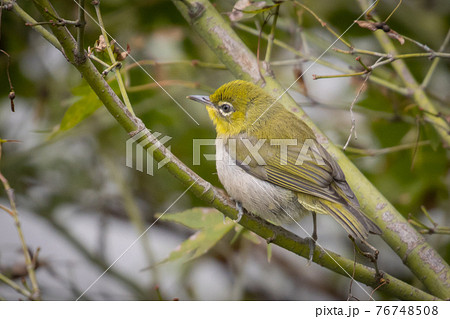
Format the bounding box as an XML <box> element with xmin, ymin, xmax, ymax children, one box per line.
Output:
<box><xmin>187</xmin><ymin>80</ymin><xmax>381</xmax><ymax>259</ymax></box>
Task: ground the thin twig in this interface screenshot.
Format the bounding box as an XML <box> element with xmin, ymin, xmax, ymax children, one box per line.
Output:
<box><xmin>264</xmin><ymin>5</ymin><xmax>280</xmax><ymax>64</ymax></box>
<box><xmin>105</xmin><ymin>157</ymin><xmax>159</xmax><ymax>285</ymax></box>
<box><xmin>421</xmin><ymin>206</ymin><xmax>438</xmax><ymax>228</ymax></box>
<box><xmin>123</xmin><ymin>59</ymin><xmax>227</xmax><ymax>72</ymax></box>
<box><xmin>343</xmin><ymin>140</ymin><xmax>431</xmax><ymax>157</ymax></box>
<box><xmin>419</xmin><ymin>228</ymin><xmax>450</xmax><ymax>235</ymax></box>
<box><xmin>355</xmin><ymin>56</ymin><xmax>370</xmax><ymax>71</ymax></box>
<box><xmin>126</xmin><ymin>79</ymin><xmax>211</xmax><ymax>93</ymax></box>
<box><xmin>269</xmin><ymin>59</ymin><xmax>308</xmax><ymax>66</ymax></box>
<box><xmin>313</xmin><ymin>71</ymin><xmax>367</xmax><ymax>80</ymax></box>
<box><xmin>0</xmin><ymin>203</ymin><xmax>14</xmax><ymax>216</ymax></box>
<box><xmin>47</xmin><ymin>216</ymin><xmax>149</xmax><ymax>299</ymax></box>
<box><xmin>401</xmin><ymin>34</ymin><xmax>434</xmax><ymax>54</ymax></box>
<box><xmin>0</xmin><ymin>49</ymin><xmax>15</xmax><ymax>111</ymax></box>
<box><xmin>365</xmin><ymin>0</ymin><xmax>380</xmax><ymax>20</ymax></box>
<box><xmin>25</xmin><ymin>19</ymin><xmax>79</xmax><ymax>26</ymax></box>
<box><xmin>383</xmin><ymin>0</ymin><xmax>402</xmax><ymax>23</ymax></box>
<box><xmin>234</xmin><ymin>22</ymin><xmax>410</xmax><ymax>95</ymax></box>
<box><xmin>293</xmin><ymin>1</ymin><xmax>352</xmax><ymax>48</ymax></box>
<box><xmin>421</xmin><ymin>28</ymin><xmax>450</xmax><ymax>89</ymax></box>
<box><xmin>314</xmin><ymin>50</ymin><xmax>448</xmax><ymax>81</ymax></box>
<box><xmin>88</xmin><ymin>52</ymin><xmax>110</xmax><ymax>68</ymax></box>
<box><xmin>255</xmin><ymin>13</ymin><xmax>271</xmax><ymax>82</ymax></box>
<box><xmin>76</xmin><ymin>0</ymin><xmax>86</xmax><ymax>62</ymax></box>
<box><xmin>347</xmin><ymin>244</ymin><xmax>358</xmax><ymax>300</ymax></box>
<box><xmin>408</xmin><ymin>216</ymin><xmax>429</xmax><ymax>230</ymax></box>
<box><xmin>4</xmin><ymin>0</ymin><xmax>61</xmax><ymax>50</ymax></box>
<box><xmin>101</xmin><ymin>61</ymin><xmax>121</xmax><ymax>77</ymax></box>
<box><xmin>370</xmin><ymin>279</ymin><xmax>388</xmax><ymax>299</ymax></box>
<box><xmin>410</xmin><ymin>116</ymin><xmax>421</xmax><ymax>170</ymax></box>
<box><xmin>0</xmin><ymin>272</ymin><xmax>33</xmax><ymax>299</ymax></box>
<box><xmin>93</xmin><ymin>1</ymin><xmax>134</xmax><ymax>116</ymax></box>
<box><xmin>0</xmin><ymin>144</ymin><xmax>40</xmax><ymax>300</ymax></box>
<box><xmin>343</xmin><ymin>74</ymin><xmax>370</xmax><ymax>149</ymax></box>
<box><xmin>335</xmin><ymin>48</ymin><xmax>450</xmax><ymax>60</ymax></box>
<box><xmin>298</xmin><ymin>98</ymin><xmax>416</xmax><ymax>124</ymax></box>
<box><xmin>408</xmin><ymin>210</ymin><xmax>450</xmax><ymax>236</ymax></box>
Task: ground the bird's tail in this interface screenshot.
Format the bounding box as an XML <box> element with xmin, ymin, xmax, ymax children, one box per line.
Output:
<box><xmin>319</xmin><ymin>201</ymin><xmax>382</xmax><ymax>240</ymax></box>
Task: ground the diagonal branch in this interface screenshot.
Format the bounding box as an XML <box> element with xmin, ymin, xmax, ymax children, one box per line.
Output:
<box><xmin>7</xmin><ymin>0</ymin><xmax>445</xmax><ymax>300</ymax></box>
<box><xmin>172</xmin><ymin>0</ymin><xmax>450</xmax><ymax>299</ymax></box>
<box><xmin>3</xmin><ymin>0</ymin><xmax>61</xmax><ymax>51</ymax></box>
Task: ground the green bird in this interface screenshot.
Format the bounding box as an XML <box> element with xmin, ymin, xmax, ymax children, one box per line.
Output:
<box><xmin>188</xmin><ymin>80</ymin><xmax>381</xmax><ymax>258</ymax></box>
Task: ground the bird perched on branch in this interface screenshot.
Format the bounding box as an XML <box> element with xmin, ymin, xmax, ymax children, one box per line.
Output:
<box><xmin>188</xmin><ymin>80</ymin><xmax>381</xmax><ymax>260</ymax></box>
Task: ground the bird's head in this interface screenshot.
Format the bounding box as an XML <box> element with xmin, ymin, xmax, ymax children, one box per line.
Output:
<box><xmin>187</xmin><ymin>80</ymin><xmax>271</xmax><ymax>136</ymax></box>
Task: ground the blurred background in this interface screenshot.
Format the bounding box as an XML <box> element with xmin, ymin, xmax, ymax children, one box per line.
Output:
<box><xmin>0</xmin><ymin>0</ymin><xmax>449</xmax><ymax>300</ymax></box>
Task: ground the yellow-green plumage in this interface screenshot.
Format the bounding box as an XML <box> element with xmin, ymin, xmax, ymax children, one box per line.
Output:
<box><xmin>188</xmin><ymin>80</ymin><xmax>381</xmax><ymax>240</ymax></box>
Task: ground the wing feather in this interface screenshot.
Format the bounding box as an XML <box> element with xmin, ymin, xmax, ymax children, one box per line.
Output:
<box><xmin>228</xmin><ymin>134</ymin><xmax>381</xmax><ymax>239</ymax></box>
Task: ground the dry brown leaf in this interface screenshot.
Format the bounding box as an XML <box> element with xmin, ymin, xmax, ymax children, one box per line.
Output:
<box><xmin>94</xmin><ymin>35</ymin><xmax>107</xmax><ymax>52</ymax></box>
<box><xmin>355</xmin><ymin>20</ymin><xmax>404</xmax><ymax>45</ymax></box>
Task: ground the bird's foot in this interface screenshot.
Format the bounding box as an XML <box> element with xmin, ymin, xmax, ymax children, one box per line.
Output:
<box><xmin>306</xmin><ymin>237</ymin><xmax>316</xmax><ymax>266</ymax></box>
<box><xmin>306</xmin><ymin>212</ymin><xmax>318</xmax><ymax>265</ymax></box>
<box><xmin>349</xmin><ymin>236</ymin><xmax>382</xmax><ymax>282</ymax></box>
<box><xmin>235</xmin><ymin>201</ymin><xmax>244</xmax><ymax>223</ymax></box>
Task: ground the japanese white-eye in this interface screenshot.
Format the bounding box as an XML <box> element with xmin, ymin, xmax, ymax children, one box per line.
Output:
<box><xmin>187</xmin><ymin>80</ymin><xmax>381</xmax><ymax>246</ymax></box>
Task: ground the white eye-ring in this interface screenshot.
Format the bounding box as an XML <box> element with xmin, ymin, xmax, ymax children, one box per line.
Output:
<box><xmin>218</xmin><ymin>102</ymin><xmax>234</xmax><ymax>116</ymax></box>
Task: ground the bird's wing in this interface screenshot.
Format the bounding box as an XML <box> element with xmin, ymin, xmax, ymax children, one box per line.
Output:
<box><xmin>232</xmin><ymin>135</ymin><xmax>357</xmax><ymax>207</ymax></box>
<box><xmin>231</xmin><ymin>137</ymin><xmax>381</xmax><ymax>239</ymax></box>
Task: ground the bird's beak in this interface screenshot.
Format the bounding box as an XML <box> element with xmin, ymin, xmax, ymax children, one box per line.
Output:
<box><xmin>186</xmin><ymin>95</ymin><xmax>215</xmax><ymax>107</ymax></box>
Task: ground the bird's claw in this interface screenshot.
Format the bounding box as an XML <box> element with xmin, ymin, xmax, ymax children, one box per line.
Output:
<box><xmin>349</xmin><ymin>236</ymin><xmax>382</xmax><ymax>283</ymax></box>
<box><xmin>235</xmin><ymin>201</ymin><xmax>244</xmax><ymax>223</ymax></box>
<box><xmin>306</xmin><ymin>212</ymin><xmax>318</xmax><ymax>265</ymax></box>
<box><xmin>306</xmin><ymin>236</ymin><xmax>316</xmax><ymax>266</ymax></box>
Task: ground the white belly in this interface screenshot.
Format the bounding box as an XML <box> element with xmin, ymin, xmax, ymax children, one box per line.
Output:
<box><xmin>215</xmin><ymin>139</ymin><xmax>307</xmax><ymax>223</ymax></box>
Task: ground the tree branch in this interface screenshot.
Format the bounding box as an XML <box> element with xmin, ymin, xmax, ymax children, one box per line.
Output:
<box><xmin>233</xmin><ymin>22</ymin><xmax>411</xmax><ymax>96</ymax></box>
<box><xmin>92</xmin><ymin>1</ymin><xmax>134</xmax><ymax>115</ymax></box>
<box><xmin>75</xmin><ymin>0</ymin><xmax>86</xmax><ymax>63</ymax></box>
<box><xmin>10</xmin><ymin>0</ymin><xmax>445</xmax><ymax>300</ymax></box>
<box><xmin>357</xmin><ymin>1</ymin><xmax>450</xmax><ymax>147</ymax></box>
<box><xmin>172</xmin><ymin>0</ymin><xmax>450</xmax><ymax>299</ymax></box>
<box><xmin>3</xmin><ymin>0</ymin><xmax>61</xmax><ymax>51</ymax></box>
<box><xmin>0</xmin><ymin>144</ymin><xmax>40</xmax><ymax>300</ymax></box>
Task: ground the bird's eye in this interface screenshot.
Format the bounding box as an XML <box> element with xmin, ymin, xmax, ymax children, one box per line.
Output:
<box><xmin>219</xmin><ymin>102</ymin><xmax>234</xmax><ymax>115</ymax></box>
<box><xmin>221</xmin><ymin>104</ymin><xmax>231</xmax><ymax>112</ymax></box>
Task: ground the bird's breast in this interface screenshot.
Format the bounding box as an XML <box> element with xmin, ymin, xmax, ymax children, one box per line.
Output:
<box><xmin>215</xmin><ymin>138</ymin><xmax>307</xmax><ymax>223</ymax></box>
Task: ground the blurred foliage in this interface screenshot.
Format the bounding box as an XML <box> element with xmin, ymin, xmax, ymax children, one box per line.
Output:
<box><xmin>0</xmin><ymin>0</ymin><xmax>449</xmax><ymax>300</ymax></box>
<box><xmin>156</xmin><ymin>208</ymin><xmax>234</xmax><ymax>264</ymax></box>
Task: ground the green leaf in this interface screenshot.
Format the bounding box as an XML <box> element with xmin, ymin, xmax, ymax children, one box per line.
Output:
<box><xmin>229</xmin><ymin>0</ymin><xmax>282</xmax><ymax>21</ymax></box>
<box><xmin>241</xmin><ymin>3</ymin><xmax>280</xmax><ymax>14</ymax></box>
<box><xmin>156</xmin><ymin>207</ymin><xmax>234</xmax><ymax>264</ymax></box>
<box><xmin>60</xmin><ymin>84</ymin><xmax>103</xmax><ymax>131</ymax></box>
<box><xmin>49</xmin><ymin>81</ymin><xmax>118</xmax><ymax>139</ymax></box>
